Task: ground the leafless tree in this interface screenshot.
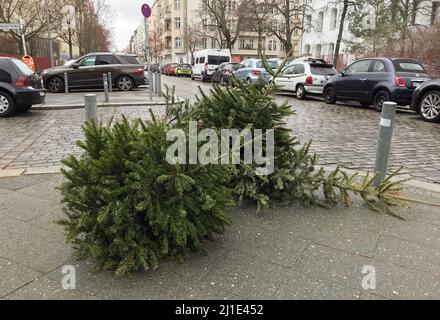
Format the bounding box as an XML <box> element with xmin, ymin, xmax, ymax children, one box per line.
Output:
<box><xmin>264</xmin><ymin>0</ymin><xmax>307</xmax><ymax>56</ymax></box>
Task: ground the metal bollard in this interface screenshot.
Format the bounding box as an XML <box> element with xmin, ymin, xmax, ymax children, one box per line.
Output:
<box><xmin>103</xmin><ymin>74</ymin><xmax>109</xmax><ymax>103</ymax></box>
<box><xmin>374</xmin><ymin>101</ymin><xmax>397</xmax><ymax>186</ymax></box>
<box><xmin>107</xmin><ymin>72</ymin><xmax>113</xmax><ymax>93</ymax></box>
<box><xmin>148</xmin><ymin>70</ymin><xmax>153</xmax><ymax>101</ymax></box>
<box><xmin>64</xmin><ymin>72</ymin><xmax>69</xmax><ymax>94</ymax></box>
<box><xmin>84</xmin><ymin>94</ymin><xmax>97</xmax><ymax>122</ymax></box>
<box><xmin>157</xmin><ymin>71</ymin><xmax>162</xmax><ymax>97</ymax></box>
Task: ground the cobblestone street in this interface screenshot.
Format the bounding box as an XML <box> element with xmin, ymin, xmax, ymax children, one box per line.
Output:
<box><xmin>1</xmin><ymin>76</ymin><xmax>439</xmax><ymax>184</ymax></box>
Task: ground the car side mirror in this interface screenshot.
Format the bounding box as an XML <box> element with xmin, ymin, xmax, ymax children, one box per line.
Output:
<box><xmin>341</xmin><ymin>69</ymin><xmax>350</xmax><ymax>77</ymax></box>
<box><xmin>72</xmin><ymin>63</ymin><xmax>79</xmax><ymax>69</ymax></box>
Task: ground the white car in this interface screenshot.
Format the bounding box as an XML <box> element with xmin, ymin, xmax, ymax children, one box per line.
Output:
<box><xmin>191</xmin><ymin>49</ymin><xmax>231</xmax><ymax>82</ymax></box>
<box><xmin>272</xmin><ymin>58</ymin><xmax>337</xmax><ymax>100</ymax></box>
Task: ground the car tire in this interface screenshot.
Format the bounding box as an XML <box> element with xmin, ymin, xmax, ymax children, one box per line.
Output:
<box><xmin>47</xmin><ymin>77</ymin><xmax>64</xmax><ymax>93</ymax></box>
<box><xmin>324</xmin><ymin>86</ymin><xmax>337</xmax><ymax>104</ymax></box>
<box><xmin>296</xmin><ymin>85</ymin><xmax>307</xmax><ymax>100</ymax></box>
<box><xmin>373</xmin><ymin>90</ymin><xmax>390</xmax><ymax>112</ymax></box>
<box><xmin>0</xmin><ymin>91</ymin><xmax>16</xmax><ymax>117</ymax></box>
<box><xmin>116</xmin><ymin>76</ymin><xmax>134</xmax><ymax>91</ymax></box>
<box><xmin>419</xmin><ymin>90</ymin><xmax>440</xmax><ymax>123</ymax></box>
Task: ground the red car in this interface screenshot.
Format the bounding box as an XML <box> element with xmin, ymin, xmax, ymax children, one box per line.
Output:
<box><xmin>165</xmin><ymin>63</ymin><xmax>178</xmax><ymax>76</ymax></box>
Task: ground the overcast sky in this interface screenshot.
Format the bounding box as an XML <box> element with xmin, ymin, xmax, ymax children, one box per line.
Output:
<box><xmin>107</xmin><ymin>0</ymin><xmax>154</xmax><ymax>51</ymax></box>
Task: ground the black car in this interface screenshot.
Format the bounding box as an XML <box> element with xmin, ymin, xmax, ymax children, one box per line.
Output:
<box><xmin>41</xmin><ymin>52</ymin><xmax>146</xmax><ymax>93</ymax></box>
<box><xmin>211</xmin><ymin>62</ymin><xmax>239</xmax><ymax>84</ymax></box>
<box><xmin>324</xmin><ymin>58</ymin><xmax>431</xmax><ymax>111</ymax></box>
<box><xmin>0</xmin><ymin>57</ymin><xmax>45</xmax><ymax>117</ymax></box>
<box><xmin>411</xmin><ymin>79</ymin><xmax>440</xmax><ymax>123</ymax></box>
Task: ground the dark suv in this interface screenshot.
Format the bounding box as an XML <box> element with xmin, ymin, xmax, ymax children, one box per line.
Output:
<box><xmin>41</xmin><ymin>53</ymin><xmax>146</xmax><ymax>93</ymax></box>
<box><xmin>0</xmin><ymin>57</ymin><xmax>45</xmax><ymax>117</ymax></box>
<box><xmin>323</xmin><ymin>58</ymin><xmax>431</xmax><ymax>111</ymax></box>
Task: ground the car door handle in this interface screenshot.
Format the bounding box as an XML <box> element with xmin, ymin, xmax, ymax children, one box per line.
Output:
<box><xmin>360</xmin><ymin>78</ymin><xmax>367</xmax><ymax>81</ymax></box>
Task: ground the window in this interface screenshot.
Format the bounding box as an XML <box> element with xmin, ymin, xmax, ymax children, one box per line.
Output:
<box><xmin>310</xmin><ymin>65</ymin><xmax>337</xmax><ymax>76</ymax></box>
<box><xmin>97</xmin><ymin>55</ymin><xmax>119</xmax><ymax>65</ymax></box>
<box><xmin>11</xmin><ymin>59</ymin><xmax>34</xmax><ymax>75</ymax></box>
<box><xmin>175</xmin><ymin>17</ymin><xmax>181</xmax><ymax>29</ymax></box>
<box><xmin>211</xmin><ymin>38</ymin><xmax>217</xmax><ymax>48</ymax></box>
<box><xmin>328</xmin><ymin>43</ymin><xmax>335</xmax><ymax>59</ymax></box>
<box><xmin>371</xmin><ymin>60</ymin><xmax>386</xmax><ymax>72</ymax></box>
<box><xmin>118</xmin><ymin>55</ymin><xmax>141</xmax><ymax>65</ymax></box>
<box><xmin>305</xmin><ymin>15</ymin><xmax>312</xmax><ymax>32</ymax></box>
<box><xmin>202</xmin><ymin>0</ymin><xmax>209</xmax><ymax>11</ymax></box>
<box><xmin>315</xmin><ymin>44</ymin><xmax>322</xmax><ymax>57</ymax></box>
<box><xmin>79</xmin><ymin>55</ymin><xmax>97</xmax><ymax>66</ymax></box>
<box><xmin>202</xmin><ymin>38</ymin><xmax>207</xmax><ymax>49</ymax></box>
<box><xmin>330</xmin><ymin>8</ymin><xmax>338</xmax><ymax>30</ymax></box>
<box><xmin>304</xmin><ymin>44</ymin><xmax>311</xmax><ymax>55</ymax></box>
<box><xmin>208</xmin><ymin>56</ymin><xmax>230</xmax><ymax>65</ymax></box>
<box><xmin>202</xmin><ymin>19</ymin><xmax>207</xmax><ymax>30</ymax></box>
<box><xmin>347</xmin><ymin>60</ymin><xmax>372</xmax><ymax>73</ymax></box>
<box><xmin>200</xmin><ymin>56</ymin><xmax>205</xmax><ymax>64</ymax></box>
<box><xmin>239</xmin><ymin>39</ymin><xmax>245</xmax><ymax>50</ymax></box>
<box><xmin>268</xmin><ymin>40</ymin><xmax>277</xmax><ymax>51</ymax></box>
<box><xmin>282</xmin><ymin>65</ymin><xmax>295</xmax><ymax>75</ymax></box>
<box><xmin>175</xmin><ymin>37</ymin><xmax>181</xmax><ymax>49</ymax></box>
<box><xmin>174</xmin><ymin>0</ymin><xmax>180</xmax><ymax>10</ymax></box>
<box><xmin>393</xmin><ymin>61</ymin><xmax>426</xmax><ymax>72</ymax></box>
<box><xmin>317</xmin><ymin>12</ymin><xmax>324</xmax><ymax>32</ymax></box>
<box><xmin>294</xmin><ymin>64</ymin><xmax>305</xmax><ymax>74</ymax></box>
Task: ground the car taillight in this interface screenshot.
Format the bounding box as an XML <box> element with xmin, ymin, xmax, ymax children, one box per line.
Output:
<box><xmin>15</xmin><ymin>75</ymin><xmax>30</xmax><ymax>87</ymax></box>
<box><xmin>224</xmin><ymin>68</ymin><xmax>231</xmax><ymax>73</ymax></box>
<box><xmin>306</xmin><ymin>76</ymin><xmax>313</xmax><ymax>85</ymax></box>
<box><xmin>395</xmin><ymin>76</ymin><xmax>406</xmax><ymax>87</ymax></box>
<box><xmin>252</xmin><ymin>69</ymin><xmax>261</xmax><ymax>76</ymax></box>
<box><xmin>134</xmin><ymin>67</ymin><xmax>145</xmax><ymax>75</ymax></box>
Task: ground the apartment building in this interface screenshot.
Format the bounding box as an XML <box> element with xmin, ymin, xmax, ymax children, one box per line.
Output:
<box><xmin>131</xmin><ymin>0</ymin><xmax>303</xmax><ymax>64</ymax></box>
<box><xmin>301</xmin><ymin>0</ymin><xmax>440</xmax><ymax>67</ymax></box>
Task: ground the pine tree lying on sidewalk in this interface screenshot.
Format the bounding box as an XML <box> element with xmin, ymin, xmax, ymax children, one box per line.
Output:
<box><xmin>59</xmin><ymin>61</ymin><xmax>411</xmax><ymax>275</ymax></box>
<box><xmin>59</xmin><ymin>115</ymin><xmax>233</xmax><ymax>276</ymax></box>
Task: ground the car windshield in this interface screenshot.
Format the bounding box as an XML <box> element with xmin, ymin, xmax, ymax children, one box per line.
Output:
<box><xmin>12</xmin><ymin>59</ymin><xmax>34</xmax><ymax>76</ymax></box>
<box><xmin>310</xmin><ymin>65</ymin><xmax>337</xmax><ymax>76</ymax></box>
<box><xmin>63</xmin><ymin>60</ymin><xmax>77</xmax><ymax>67</ymax></box>
<box><xmin>393</xmin><ymin>61</ymin><xmax>426</xmax><ymax>73</ymax></box>
<box><xmin>256</xmin><ymin>61</ymin><xmax>279</xmax><ymax>70</ymax></box>
<box><xmin>208</xmin><ymin>55</ymin><xmax>230</xmax><ymax>65</ymax></box>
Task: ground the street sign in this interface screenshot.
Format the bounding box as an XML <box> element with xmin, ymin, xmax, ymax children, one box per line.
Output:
<box><xmin>0</xmin><ymin>23</ymin><xmax>20</xmax><ymax>31</ymax></box>
<box><xmin>141</xmin><ymin>4</ymin><xmax>152</xmax><ymax>18</ymax></box>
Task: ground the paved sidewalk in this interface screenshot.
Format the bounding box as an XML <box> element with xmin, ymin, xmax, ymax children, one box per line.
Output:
<box><xmin>1</xmin><ymin>173</ymin><xmax>440</xmax><ymax>300</ymax></box>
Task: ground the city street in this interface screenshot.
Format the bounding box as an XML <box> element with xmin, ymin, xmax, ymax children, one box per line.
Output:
<box><xmin>3</xmin><ymin>76</ymin><xmax>438</xmax><ymax>185</ymax></box>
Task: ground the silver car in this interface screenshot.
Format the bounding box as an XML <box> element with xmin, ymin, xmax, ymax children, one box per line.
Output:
<box><xmin>233</xmin><ymin>59</ymin><xmax>279</xmax><ymax>84</ymax></box>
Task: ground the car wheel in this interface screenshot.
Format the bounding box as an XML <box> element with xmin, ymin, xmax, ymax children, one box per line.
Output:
<box><xmin>117</xmin><ymin>76</ymin><xmax>134</xmax><ymax>91</ymax></box>
<box><xmin>419</xmin><ymin>90</ymin><xmax>440</xmax><ymax>123</ymax></box>
<box><xmin>373</xmin><ymin>90</ymin><xmax>390</xmax><ymax>112</ymax></box>
<box><xmin>296</xmin><ymin>85</ymin><xmax>307</xmax><ymax>100</ymax></box>
<box><xmin>0</xmin><ymin>92</ymin><xmax>16</xmax><ymax>117</ymax></box>
<box><xmin>47</xmin><ymin>77</ymin><xmax>64</xmax><ymax>93</ymax></box>
<box><xmin>324</xmin><ymin>86</ymin><xmax>337</xmax><ymax>104</ymax></box>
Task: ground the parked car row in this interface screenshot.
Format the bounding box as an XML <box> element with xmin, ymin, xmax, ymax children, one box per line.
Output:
<box><xmin>168</xmin><ymin>50</ymin><xmax>438</xmax><ymax>123</ymax></box>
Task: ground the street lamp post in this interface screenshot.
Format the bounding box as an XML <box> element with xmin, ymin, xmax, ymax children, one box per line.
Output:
<box><xmin>44</xmin><ymin>0</ymin><xmax>55</xmax><ymax>67</ymax></box>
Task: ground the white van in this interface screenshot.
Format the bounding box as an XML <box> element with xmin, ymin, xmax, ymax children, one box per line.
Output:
<box><xmin>191</xmin><ymin>49</ymin><xmax>231</xmax><ymax>82</ymax></box>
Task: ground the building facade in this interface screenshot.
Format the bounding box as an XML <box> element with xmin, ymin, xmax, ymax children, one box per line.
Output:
<box><xmin>130</xmin><ymin>0</ymin><xmax>304</xmax><ymax>64</ymax></box>
<box><xmin>301</xmin><ymin>0</ymin><xmax>440</xmax><ymax>69</ymax></box>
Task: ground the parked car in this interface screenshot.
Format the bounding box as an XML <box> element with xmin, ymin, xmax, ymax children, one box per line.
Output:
<box><xmin>272</xmin><ymin>57</ymin><xmax>337</xmax><ymax>99</ymax></box>
<box><xmin>323</xmin><ymin>57</ymin><xmax>431</xmax><ymax>111</ymax></box>
<box><xmin>149</xmin><ymin>63</ymin><xmax>160</xmax><ymax>73</ymax></box>
<box><xmin>163</xmin><ymin>63</ymin><xmax>178</xmax><ymax>76</ymax></box>
<box><xmin>233</xmin><ymin>59</ymin><xmax>279</xmax><ymax>84</ymax></box>
<box><xmin>161</xmin><ymin>64</ymin><xmax>169</xmax><ymax>74</ymax></box>
<box><xmin>211</xmin><ymin>62</ymin><xmax>239</xmax><ymax>84</ymax></box>
<box><xmin>192</xmin><ymin>49</ymin><xmax>231</xmax><ymax>82</ymax></box>
<box><xmin>41</xmin><ymin>52</ymin><xmax>146</xmax><ymax>93</ymax></box>
<box><xmin>0</xmin><ymin>57</ymin><xmax>45</xmax><ymax>117</ymax></box>
<box><xmin>175</xmin><ymin>64</ymin><xmax>192</xmax><ymax>77</ymax></box>
<box><xmin>411</xmin><ymin>79</ymin><xmax>440</xmax><ymax>123</ymax></box>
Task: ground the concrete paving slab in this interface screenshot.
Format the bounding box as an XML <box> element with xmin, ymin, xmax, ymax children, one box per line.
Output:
<box><xmin>4</xmin><ymin>276</ymin><xmax>96</xmax><ymax>300</ymax></box>
<box><xmin>0</xmin><ymin>258</ymin><xmax>42</xmax><ymax>298</ymax></box>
